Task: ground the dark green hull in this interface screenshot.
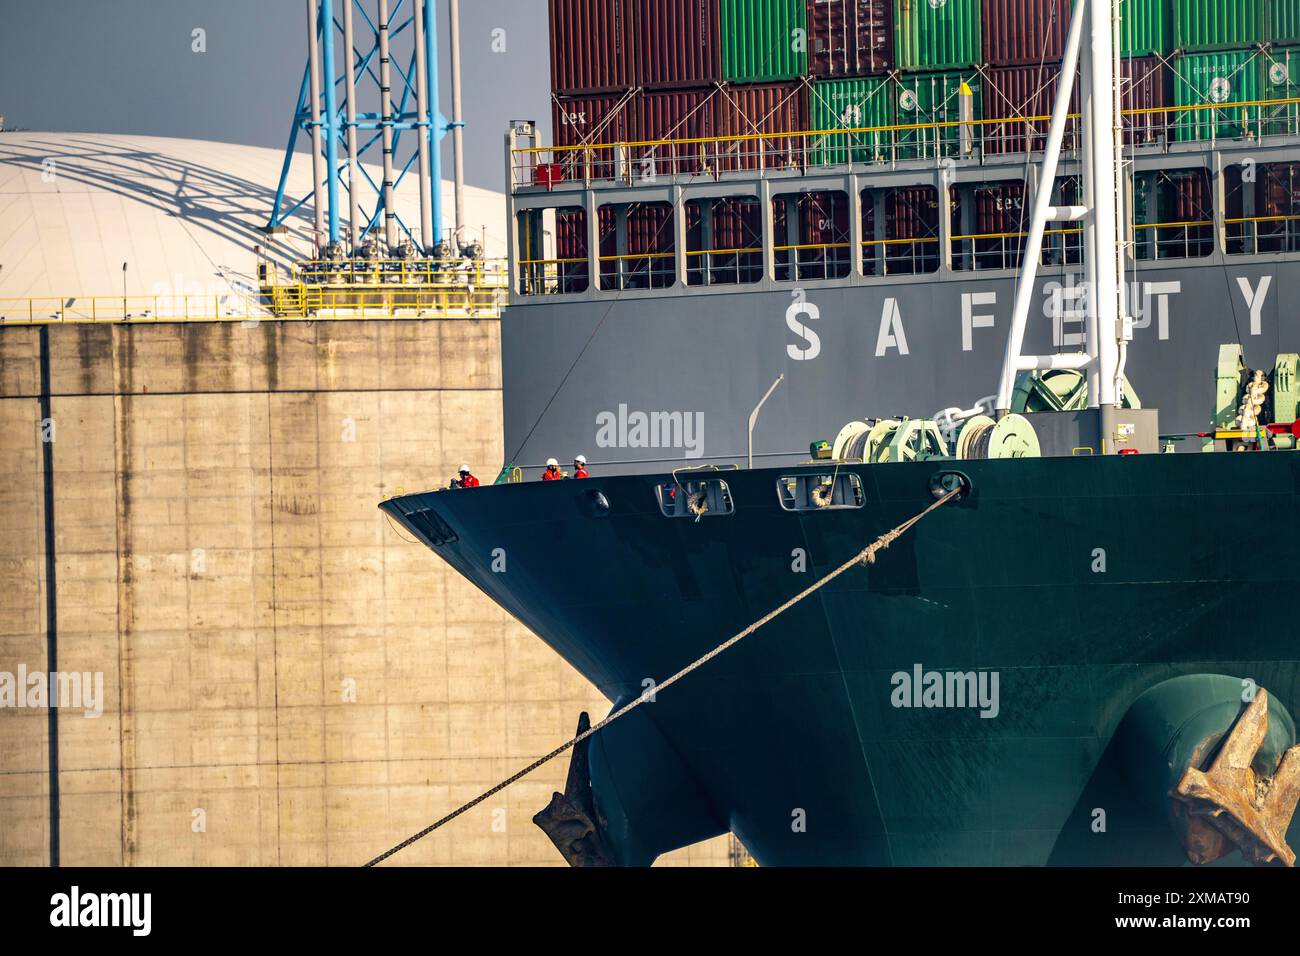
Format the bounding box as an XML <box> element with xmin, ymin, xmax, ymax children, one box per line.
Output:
<box><xmin>383</xmin><ymin>452</ymin><xmax>1300</xmax><ymax>865</ymax></box>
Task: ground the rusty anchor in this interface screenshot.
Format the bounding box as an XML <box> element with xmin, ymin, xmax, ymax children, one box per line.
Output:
<box><xmin>1172</xmin><ymin>689</ymin><xmax>1300</xmax><ymax>867</ymax></box>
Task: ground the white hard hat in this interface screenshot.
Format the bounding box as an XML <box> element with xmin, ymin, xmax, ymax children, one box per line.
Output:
<box><xmin>574</xmin><ymin>454</ymin><xmax>587</xmax><ymax>464</ymax></box>
<box><xmin>546</xmin><ymin>458</ymin><xmax>558</xmax><ymax>467</ymax></box>
<box><xmin>459</xmin><ymin>464</ymin><xmax>470</xmax><ymax>474</ymax></box>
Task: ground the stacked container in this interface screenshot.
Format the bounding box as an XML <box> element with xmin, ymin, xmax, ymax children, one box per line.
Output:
<box><xmin>808</xmin><ymin>77</ymin><xmax>894</xmax><ymax>164</ymax></box>
<box><xmin>718</xmin><ymin>81</ymin><xmax>809</xmax><ymax>170</ymax></box>
<box><xmin>982</xmin><ymin>0</ymin><xmax>1069</xmax><ymax>67</ymax></box>
<box><xmin>1274</xmin><ymin>0</ymin><xmax>1300</xmax><ymax>43</ymax></box>
<box><xmin>550</xmin><ymin>0</ymin><xmax>630</xmax><ymax>94</ymax></box>
<box><xmin>808</xmin><ymin>0</ymin><xmax>895</xmax><ymax>76</ymax></box>
<box><xmin>1174</xmin><ymin>0</ymin><xmax>1266</xmax><ymax>51</ymax></box>
<box><xmin>1173</xmin><ymin>49</ymin><xmax>1261</xmax><ymax>140</ymax></box>
<box><xmin>1260</xmin><ymin>46</ymin><xmax>1300</xmax><ymax>137</ymax></box>
<box><xmin>721</xmin><ymin>0</ymin><xmax>809</xmax><ymax>81</ymax></box>
<box><xmin>890</xmin><ymin>70</ymin><xmax>982</xmax><ymax>158</ymax></box>
<box><xmin>1121</xmin><ymin>0</ymin><xmax>1173</xmax><ymax>56</ymax></box>
<box><xmin>627</xmin><ymin>0</ymin><xmax>722</xmax><ymax>88</ymax></box>
<box><xmin>894</xmin><ymin>0</ymin><xmax>982</xmax><ymax>71</ymax></box>
<box><xmin>980</xmin><ymin>64</ymin><xmax>1081</xmax><ymax>154</ymax></box>
<box><xmin>630</xmin><ymin>89</ymin><xmax>722</xmax><ymax>175</ymax></box>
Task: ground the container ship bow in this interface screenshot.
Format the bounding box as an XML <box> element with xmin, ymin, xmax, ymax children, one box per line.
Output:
<box><xmin>384</xmin><ymin>0</ymin><xmax>1300</xmax><ymax>866</ymax></box>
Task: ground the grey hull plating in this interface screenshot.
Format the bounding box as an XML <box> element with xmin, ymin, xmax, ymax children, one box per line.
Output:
<box><xmin>502</xmin><ymin>261</ymin><xmax>1300</xmax><ymax>473</ymax></box>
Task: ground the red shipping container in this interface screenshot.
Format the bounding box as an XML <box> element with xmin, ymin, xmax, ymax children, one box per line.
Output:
<box><xmin>1262</xmin><ymin>163</ymin><xmax>1300</xmax><ymax>219</ymax></box>
<box><xmin>973</xmin><ymin>182</ymin><xmax>1028</xmax><ymax>235</ymax></box>
<box><xmin>980</xmin><ymin>64</ymin><xmax>1080</xmax><ymax>155</ymax></box>
<box><xmin>550</xmin><ymin>0</ymin><xmax>631</xmax><ymax>94</ymax></box>
<box><xmin>1163</xmin><ymin>170</ymin><xmax>1213</xmax><ymax>225</ymax></box>
<box><xmin>983</xmin><ymin>0</ymin><xmax>1070</xmax><ymax>68</ymax></box>
<box><xmin>1121</xmin><ymin>57</ymin><xmax>1169</xmax><ymax>147</ymax></box>
<box><xmin>711</xmin><ymin>198</ymin><xmax>764</xmax><ymax>250</ymax></box>
<box><xmin>553</xmin><ymin>93</ymin><xmax>633</xmax><ymax>180</ymax></box>
<box><xmin>628</xmin><ymin>0</ymin><xmax>721</xmax><ymax>89</ymax></box>
<box><xmin>808</xmin><ymin>0</ymin><xmax>894</xmax><ymax>77</ymax></box>
<box><xmin>885</xmin><ymin>185</ymin><xmax>939</xmax><ymax>240</ymax></box>
<box><xmin>630</xmin><ymin>88</ymin><xmax>722</xmax><ymax>176</ymax></box>
<box><xmin>718</xmin><ymin>81</ymin><xmax>809</xmax><ymax>171</ymax></box>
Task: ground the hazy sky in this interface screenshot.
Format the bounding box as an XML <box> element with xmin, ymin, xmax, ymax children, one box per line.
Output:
<box><xmin>0</xmin><ymin>0</ymin><xmax>552</xmax><ymax>194</ymax></box>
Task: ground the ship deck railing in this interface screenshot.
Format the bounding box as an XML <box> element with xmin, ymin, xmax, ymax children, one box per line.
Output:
<box><xmin>513</xmin><ymin>97</ymin><xmax>1300</xmax><ymax>192</ymax></box>
<box><xmin>514</xmin><ymin>215</ymin><xmax>1300</xmax><ymax>294</ymax></box>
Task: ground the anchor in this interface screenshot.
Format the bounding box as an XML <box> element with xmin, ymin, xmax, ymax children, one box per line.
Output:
<box><xmin>1172</xmin><ymin>690</ymin><xmax>1300</xmax><ymax>867</ymax></box>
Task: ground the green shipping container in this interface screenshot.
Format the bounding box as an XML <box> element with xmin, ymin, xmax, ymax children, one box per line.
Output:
<box><xmin>1271</xmin><ymin>1</ymin><xmax>1300</xmax><ymax>43</ymax></box>
<box><xmin>721</xmin><ymin>0</ymin><xmax>808</xmax><ymax>82</ymax></box>
<box><xmin>1260</xmin><ymin>46</ymin><xmax>1300</xmax><ymax>135</ymax></box>
<box><xmin>894</xmin><ymin>0</ymin><xmax>981</xmax><ymax>72</ymax></box>
<box><xmin>892</xmin><ymin>70</ymin><xmax>982</xmax><ymax>158</ymax></box>
<box><xmin>1120</xmin><ymin>0</ymin><xmax>1173</xmax><ymax>56</ymax></box>
<box><xmin>809</xmin><ymin>77</ymin><xmax>894</xmax><ymax>165</ymax></box>
<box><xmin>1173</xmin><ymin>49</ymin><xmax>1261</xmax><ymax>141</ymax></box>
<box><xmin>1174</xmin><ymin>0</ymin><xmax>1265</xmax><ymax>51</ymax></box>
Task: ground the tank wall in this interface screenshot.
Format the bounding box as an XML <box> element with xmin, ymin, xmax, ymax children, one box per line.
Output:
<box><xmin>0</xmin><ymin>321</ymin><xmax>730</xmax><ymax>867</ymax></box>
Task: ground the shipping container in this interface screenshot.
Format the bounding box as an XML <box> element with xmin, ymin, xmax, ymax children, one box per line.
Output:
<box><xmin>1273</xmin><ymin>0</ymin><xmax>1300</xmax><ymax>43</ymax></box>
<box><xmin>1140</xmin><ymin>169</ymin><xmax>1216</xmax><ymax>259</ymax></box>
<box><xmin>808</xmin><ymin>77</ymin><xmax>894</xmax><ymax>164</ymax></box>
<box><xmin>718</xmin><ymin>81</ymin><xmax>809</xmax><ymax>169</ymax></box>
<box><xmin>1174</xmin><ymin>0</ymin><xmax>1265</xmax><ymax>52</ymax></box>
<box><xmin>884</xmin><ymin>185</ymin><xmax>941</xmax><ymax>273</ymax></box>
<box><xmin>1260</xmin><ymin>46</ymin><xmax>1300</xmax><ymax>135</ymax></box>
<box><xmin>554</xmin><ymin>208</ymin><xmax>591</xmax><ymax>293</ymax></box>
<box><xmin>773</xmin><ymin>189</ymin><xmax>852</xmax><ymax>279</ymax></box>
<box><xmin>894</xmin><ymin>0</ymin><xmax>981</xmax><ymax>71</ymax></box>
<box><xmin>1173</xmin><ymin>49</ymin><xmax>1261</xmax><ymax>141</ymax></box>
<box><xmin>891</xmin><ymin>69</ymin><xmax>982</xmax><ymax>158</ymax></box>
<box><xmin>553</xmin><ymin>92</ymin><xmax>633</xmax><ymax>180</ymax></box>
<box><xmin>630</xmin><ymin>88</ymin><xmax>722</xmax><ymax>176</ymax></box>
<box><xmin>721</xmin><ymin>0</ymin><xmax>809</xmax><ymax>82</ymax></box>
<box><xmin>685</xmin><ymin>197</ymin><xmax>765</xmax><ymax>284</ymax></box>
<box><xmin>981</xmin><ymin>63</ymin><xmax>1080</xmax><ymax>154</ymax></box>
<box><xmin>808</xmin><ymin>0</ymin><xmax>895</xmax><ymax>76</ymax></box>
<box><xmin>1121</xmin><ymin>0</ymin><xmax>1173</xmax><ymax>56</ymax></box>
<box><xmin>597</xmin><ymin>202</ymin><xmax>676</xmax><ymax>290</ymax></box>
<box><xmin>1121</xmin><ymin>56</ymin><xmax>1171</xmax><ymax>145</ymax></box>
<box><xmin>628</xmin><ymin>0</ymin><xmax>722</xmax><ymax>89</ymax></box>
<box><xmin>983</xmin><ymin>0</ymin><xmax>1069</xmax><ymax>68</ymax></box>
<box><xmin>550</xmin><ymin>0</ymin><xmax>631</xmax><ymax>94</ymax></box>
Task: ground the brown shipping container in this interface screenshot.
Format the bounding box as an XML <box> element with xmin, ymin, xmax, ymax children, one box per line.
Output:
<box><xmin>1164</xmin><ymin>170</ymin><xmax>1213</xmax><ymax>224</ymax></box>
<box><xmin>628</xmin><ymin>0</ymin><xmax>721</xmax><ymax>88</ymax></box>
<box><xmin>711</xmin><ymin>198</ymin><xmax>764</xmax><ymax>250</ymax></box>
<box><xmin>1262</xmin><ymin>163</ymin><xmax>1300</xmax><ymax>219</ymax></box>
<box><xmin>550</xmin><ymin>0</ymin><xmax>630</xmax><ymax>94</ymax></box>
<box><xmin>1121</xmin><ymin>57</ymin><xmax>1169</xmax><ymax>147</ymax></box>
<box><xmin>983</xmin><ymin>0</ymin><xmax>1070</xmax><ymax>68</ymax></box>
<box><xmin>981</xmin><ymin>64</ymin><xmax>1080</xmax><ymax>155</ymax></box>
<box><xmin>719</xmin><ymin>81</ymin><xmax>808</xmax><ymax>171</ymax></box>
<box><xmin>627</xmin><ymin>203</ymin><xmax>676</xmax><ymax>256</ymax></box>
<box><xmin>885</xmin><ymin>186</ymin><xmax>939</xmax><ymax>240</ymax></box>
<box><xmin>556</xmin><ymin>208</ymin><xmax>587</xmax><ymax>262</ymax></box>
<box><xmin>553</xmin><ymin>93</ymin><xmax>632</xmax><ymax>180</ymax></box>
<box><xmin>808</xmin><ymin>0</ymin><xmax>894</xmax><ymax>77</ymax></box>
<box><xmin>630</xmin><ymin>88</ymin><xmax>722</xmax><ymax>175</ymax></box>
<box><xmin>974</xmin><ymin>183</ymin><xmax>1028</xmax><ymax>235</ymax></box>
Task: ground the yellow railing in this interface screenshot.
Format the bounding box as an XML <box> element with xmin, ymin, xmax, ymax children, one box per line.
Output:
<box><xmin>514</xmin><ymin>96</ymin><xmax>1300</xmax><ymax>188</ymax></box>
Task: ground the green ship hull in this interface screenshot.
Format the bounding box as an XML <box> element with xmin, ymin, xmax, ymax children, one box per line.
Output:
<box><xmin>382</xmin><ymin>452</ymin><xmax>1300</xmax><ymax>865</ymax></box>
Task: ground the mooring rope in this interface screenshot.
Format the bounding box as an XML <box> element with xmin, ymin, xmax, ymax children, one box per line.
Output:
<box><xmin>363</xmin><ymin>486</ymin><xmax>962</xmax><ymax>867</ymax></box>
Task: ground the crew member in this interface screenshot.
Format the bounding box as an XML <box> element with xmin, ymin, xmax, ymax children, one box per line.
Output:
<box><xmin>573</xmin><ymin>454</ymin><xmax>589</xmax><ymax>479</ymax></box>
<box><xmin>542</xmin><ymin>458</ymin><xmax>563</xmax><ymax>481</ymax></box>
<box><xmin>454</xmin><ymin>464</ymin><xmax>480</xmax><ymax>488</ymax></box>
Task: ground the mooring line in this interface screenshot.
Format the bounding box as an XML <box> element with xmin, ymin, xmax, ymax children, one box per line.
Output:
<box><xmin>363</xmin><ymin>487</ymin><xmax>961</xmax><ymax>867</ymax></box>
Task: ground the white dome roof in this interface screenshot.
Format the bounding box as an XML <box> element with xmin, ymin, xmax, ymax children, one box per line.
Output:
<box><xmin>0</xmin><ymin>131</ymin><xmax>507</xmax><ymax>300</ymax></box>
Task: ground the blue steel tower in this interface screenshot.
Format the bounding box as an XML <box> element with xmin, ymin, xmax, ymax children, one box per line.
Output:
<box><xmin>266</xmin><ymin>0</ymin><xmax>452</xmax><ymax>257</ymax></box>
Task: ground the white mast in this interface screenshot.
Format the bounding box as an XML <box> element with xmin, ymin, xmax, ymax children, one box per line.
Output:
<box><xmin>995</xmin><ymin>0</ymin><xmax>1130</xmax><ymax>417</ymax></box>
